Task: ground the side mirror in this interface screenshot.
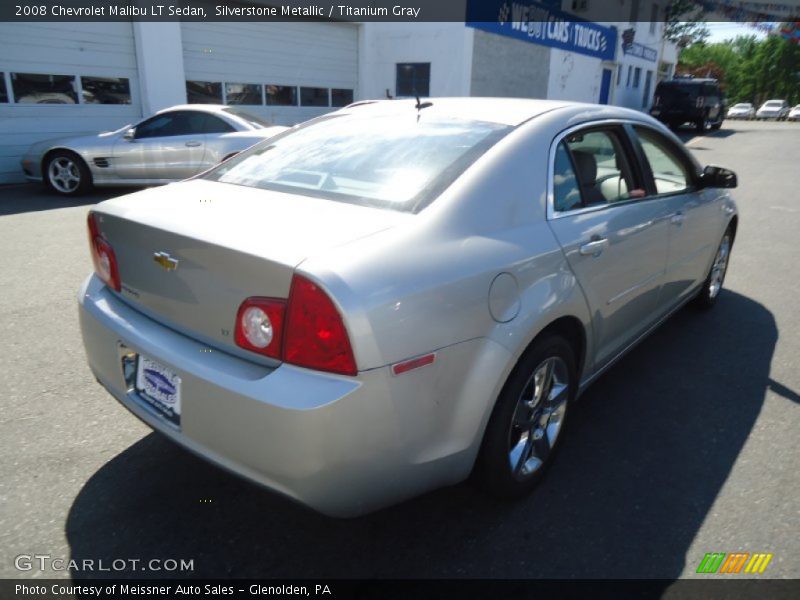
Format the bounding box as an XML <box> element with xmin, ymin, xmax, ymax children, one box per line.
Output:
<box><xmin>700</xmin><ymin>165</ymin><xmax>737</xmax><ymax>189</ymax></box>
<box><xmin>123</xmin><ymin>128</ymin><xmax>136</xmax><ymax>141</ymax></box>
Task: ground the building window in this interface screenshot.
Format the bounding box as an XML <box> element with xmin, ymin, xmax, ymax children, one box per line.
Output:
<box><xmin>396</xmin><ymin>63</ymin><xmax>430</xmax><ymax>97</ymax></box>
<box><xmin>300</xmin><ymin>86</ymin><xmax>329</xmax><ymax>107</ymax></box>
<box><xmin>81</xmin><ymin>76</ymin><xmax>131</xmax><ymax>104</ymax></box>
<box><xmin>616</xmin><ymin>66</ymin><xmax>622</xmax><ymax>86</ymax></box>
<box><xmin>266</xmin><ymin>85</ymin><xmax>297</xmax><ymax>106</ymax></box>
<box><xmin>650</xmin><ymin>3</ymin><xmax>659</xmax><ymax>34</ymax></box>
<box><xmin>186</xmin><ymin>81</ymin><xmax>223</xmax><ymax>104</ymax></box>
<box><xmin>642</xmin><ymin>70</ymin><xmax>653</xmax><ymax>107</ymax></box>
<box><xmin>626</xmin><ymin>66</ymin><xmax>633</xmax><ymax>87</ymax></box>
<box><xmin>0</xmin><ymin>73</ymin><xmax>8</xmax><ymax>103</ymax></box>
<box><xmin>633</xmin><ymin>67</ymin><xmax>642</xmax><ymax>88</ymax></box>
<box><xmin>12</xmin><ymin>73</ymin><xmax>78</xmax><ymax>104</ymax></box>
<box><xmin>225</xmin><ymin>83</ymin><xmax>261</xmax><ymax>105</ymax></box>
<box><xmin>331</xmin><ymin>88</ymin><xmax>354</xmax><ymax>107</ymax></box>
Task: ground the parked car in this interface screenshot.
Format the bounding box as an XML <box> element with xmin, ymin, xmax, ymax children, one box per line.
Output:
<box><xmin>756</xmin><ymin>99</ymin><xmax>790</xmax><ymax>120</ymax></box>
<box><xmin>650</xmin><ymin>77</ymin><xmax>725</xmax><ymax>132</ymax></box>
<box><xmin>726</xmin><ymin>102</ymin><xmax>755</xmax><ymax>120</ymax></box>
<box><xmin>79</xmin><ymin>98</ymin><xmax>739</xmax><ymax>517</ymax></box>
<box><xmin>786</xmin><ymin>104</ymin><xmax>800</xmax><ymax>121</ymax></box>
<box><xmin>21</xmin><ymin>104</ymin><xmax>287</xmax><ymax>196</ymax></box>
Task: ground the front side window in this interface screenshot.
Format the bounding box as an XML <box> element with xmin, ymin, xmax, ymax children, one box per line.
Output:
<box><xmin>186</xmin><ymin>81</ymin><xmax>222</xmax><ymax>104</ymax></box>
<box><xmin>396</xmin><ymin>63</ymin><xmax>430</xmax><ymax>97</ymax></box>
<box><xmin>203</xmin><ymin>114</ymin><xmax>511</xmax><ymax>212</ymax></box>
<box><xmin>12</xmin><ymin>73</ymin><xmax>78</xmax><ymax>104</ymax></box>
<box><xmin>633</xmin><ymin>126</ymin><xmax>691</xmax><ymax>195</ymax></box>
<box><xmin>81</xmin><ymin>76</ymin><xmax>131</xmax><ymax>104</ymax></box>
<box><xmin>135</xmin><ymin>111</ymin><xmax>207</xmax><ymax>139</ymax></box>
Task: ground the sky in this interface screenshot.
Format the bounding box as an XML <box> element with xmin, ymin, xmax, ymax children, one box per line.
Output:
<box><xmin>704</xmin><ymin>21</ymin><xmax>770</xmax><ymax>43</ymax></box>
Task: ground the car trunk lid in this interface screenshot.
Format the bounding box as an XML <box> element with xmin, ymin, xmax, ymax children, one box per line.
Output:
<box><xmin>92</xmin><ymin>179</ymin><xmax>409</xmax><ymax>360</ymax></box>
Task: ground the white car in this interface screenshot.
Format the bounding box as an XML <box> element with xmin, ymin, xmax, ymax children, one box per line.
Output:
<box><xmin>787</xmin><ymin>105</ymin><xmax>800</xmax><ymax>121</ymax></box>
<box><xmin>726</xmin><ymin>103</ymin><xmax>754</xmax><ymax>120</ymax></box>
<box><xmin>756</xmin><ymin>99</ymin><xmax>790</xmax><ymax>120</ymax></box>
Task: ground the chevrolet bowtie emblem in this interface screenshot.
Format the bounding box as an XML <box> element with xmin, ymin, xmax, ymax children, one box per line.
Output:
<box><xmin>153</xmin><ymin>251</ymin><xmax>179</xmax><ymax>271</ymax></box>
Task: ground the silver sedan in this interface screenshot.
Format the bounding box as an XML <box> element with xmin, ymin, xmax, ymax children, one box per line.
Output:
<box><xmin>78</xmin><ymin>98</ymin><xmax>738</xmax><ymax>517</ymax></box>
<box><xmin>21</xmin><ymin>104</ymin><xmax>286</xmax><ymax>196</ymax></box>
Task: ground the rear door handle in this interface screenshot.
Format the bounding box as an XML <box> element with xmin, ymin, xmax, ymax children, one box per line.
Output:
<box><xmin>579</xmin><ymin>238</ymin><xmax>608</xmax><ymax>257</ymax></box>
<box><xmin>185</xmin><ymin>141</ymin><xmax>202</xmax><ymax>147</ymax></box>
<box><xmin>671</xmin><ymin>212</ymin><xmax>685</xmax><ymax>225</ymax></box>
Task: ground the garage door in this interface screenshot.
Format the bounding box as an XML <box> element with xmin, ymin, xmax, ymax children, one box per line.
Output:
<box><xmin>0</xmin><ymin>22</ymin><xmax>142</xmax><ymax>184</ymax></box>
<box><xmin>181</xmin><ymin>22</ymin><xmax>358</xmax><ymax>126</ymax></box>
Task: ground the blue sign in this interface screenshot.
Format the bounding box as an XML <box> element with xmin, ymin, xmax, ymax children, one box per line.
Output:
<box><xmin>624</xmin><ymin>42</ymin><xmax>658</xmax><ymax>62</ymax></box>
<box><xmin>466</xmin><ymin>1</ymin><xmax>617</xmax><ymax>62</ymax></box>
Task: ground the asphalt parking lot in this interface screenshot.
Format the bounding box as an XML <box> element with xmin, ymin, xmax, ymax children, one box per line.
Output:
<box><xmin>0</xmin><ymin>119</ymin><xmax>798</xmax><ymax>581</ymax></box>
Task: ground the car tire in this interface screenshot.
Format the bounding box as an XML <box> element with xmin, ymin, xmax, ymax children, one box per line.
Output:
<box><xmin>43</xmin><ymin>150</ymin><xmax>93</xmax><ymax>196</ymax></box>
<box><xmin>695</xmin><ymin>117</ymin><xmax>708</xmax><ymax>133</ymax></box>
<box><xmin>473</xmin><ymin>333</ymin><xmax>577</xmax><ymax>499</ymax></box>
<box><xmin>694</xmin><ymin>227</ymin><xmax>734</xmax><ymax>310</ymax></box>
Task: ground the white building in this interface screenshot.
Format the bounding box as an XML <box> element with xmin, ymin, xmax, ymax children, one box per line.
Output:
<box><xmin>0</xmin><ymin>0</ymin><xmax>676</xmax><ymax>184</ymax></box>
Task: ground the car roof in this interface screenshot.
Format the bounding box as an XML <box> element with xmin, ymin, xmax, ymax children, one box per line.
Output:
<box><xmin>155</xmin><ymin>104</ymin><xmax>229</xmax><ymax>114</ymax></box>
<box><xmin>333</xmin><ymin>97</ymin><xmax>642</xmax><ymax>127</ymax></box>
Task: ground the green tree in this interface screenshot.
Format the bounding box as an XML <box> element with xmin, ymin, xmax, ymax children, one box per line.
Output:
<box><xmin>677</xmin><ymin>33</ymin><xmax>800</xmax><ymax>105</ymax></box>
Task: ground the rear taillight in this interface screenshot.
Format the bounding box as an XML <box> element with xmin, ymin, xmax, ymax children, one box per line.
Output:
<box><xmin>234</xmin><ymin>274</ymin><xmax>357</xmax><ymax>376</ymax></box>
<box><xmin>284</xmin><ymin>275</ymin><xmax>357</xmax><ymax>376</ymax></box>
<box><xmin>87</xmin><ymin>212</ymin><xmax>121</xmax><ymax>292</ymax></box>
<box><xmin>234</xmin><ymin>298</ymin><xmax>285</xmax><ymax>359</ymax></box>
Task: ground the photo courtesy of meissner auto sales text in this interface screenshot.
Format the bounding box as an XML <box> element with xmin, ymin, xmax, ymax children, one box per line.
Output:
<box><xmin>0</xmin><ymin>0</ymin><xmax>798</xmax><ymax>598</ymax></box>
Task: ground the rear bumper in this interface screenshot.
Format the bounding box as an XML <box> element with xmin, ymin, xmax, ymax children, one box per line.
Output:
<box><xmin>78</xmin><ymin>274</ymin><xmax>509</xmax><ymax>517</ymax></box>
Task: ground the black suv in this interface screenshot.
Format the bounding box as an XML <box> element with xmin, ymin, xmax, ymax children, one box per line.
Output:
<box><xmin>650</xmin><ymin>77</ymin><xmax>725</xmax><ymax>132</ymax></box>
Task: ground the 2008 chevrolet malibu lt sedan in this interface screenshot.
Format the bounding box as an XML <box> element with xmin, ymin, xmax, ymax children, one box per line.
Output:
<box><xmin>79</xmin><ymin>98</ymin><xmax>738</xmax><ymax>517</ymax></box>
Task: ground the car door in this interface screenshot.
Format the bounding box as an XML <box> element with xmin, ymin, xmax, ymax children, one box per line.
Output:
<box><xmin>629</xmin><ymin>124</ymin><xmax>719</xmax><ymax>310</ymax></box>
<box><xmin>199</xmin><ymin>113</ymin><xmax>238</xmax><ymax>169</ymax></box>
<box><xmin>112</xmin><ymin>111</ymin><xmax>207</xmax><ymax>181</ymax></box>
<box><xmin>546</xmin><ymin>124</ymin><xmax>672</xmax><ymax>370</ymax></box>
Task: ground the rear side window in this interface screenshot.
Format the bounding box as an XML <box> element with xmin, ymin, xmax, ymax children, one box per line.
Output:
<box><xmin>563</xmin><ymin>129</ymin><xmax>638</xmax><ymax>206</ymax></box>
<box><xmin>204</xmin><ymin>114</ymin><xmax>512</xmax><ymax>212</ymax></box>
<box><xmin>203</xmin><ymin>115</ymin><xmax>235</xmax><ymax>134</ymax></box>
<box><xmin>633</xmin><ymin>126</ymin><xmax>692</xmax><ymax>195</ymax></box>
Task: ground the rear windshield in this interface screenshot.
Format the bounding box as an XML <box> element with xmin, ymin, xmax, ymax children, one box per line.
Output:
<box><xmin>203</xmin><ymin>113</ymin><xmax>512</xmax><ymax>212</ymax></box>
<box><xmin>733</xmin><ymin>103</ymin><xmax>752</xmax><ymax>109</ymax></box>
<box><xmin>764</xmin><ymin>101</ymin><xmax>783</xmax><ymax>107</ymax></box>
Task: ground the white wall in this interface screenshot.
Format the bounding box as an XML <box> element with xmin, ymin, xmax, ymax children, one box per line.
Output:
<box><xmin>359</xmin><ymin>23</ymin><xmax>473</xmax><ymax>100</ymax></box>
<box><xmin>133</xmin><ymin>22</ymin><xmax>186</xmax><ymax>115</ymax></box>
<box><xmin>547</xmin><ymin>49</ymin><xmax>605</xmax><ymax>103</ymax></box>
<box><xmin>0</xmin><ymin>22</ymin><xmax>142</xmax><ymax>184</ymax></box>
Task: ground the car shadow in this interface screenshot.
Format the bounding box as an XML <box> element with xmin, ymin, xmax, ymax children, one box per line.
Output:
<box><xmin>65</xmin><ymin>290</ymin><xmax>780</xmax><ymax>579</ymax></box>
<box><xmin>0</xmin><ymin>184</ymin><xmax>143</xmax><ymax>216</ymax></box>
<box><xmin>675</xmin><ymin>126</ymin><xmax>738</xmax><ymax>145</ymax></box>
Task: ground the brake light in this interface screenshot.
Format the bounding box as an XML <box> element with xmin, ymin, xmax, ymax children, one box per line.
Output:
<box><xmin>234</xmin><ymin>298</ymin><xmax>285</xmax><ymax>359</ymax></box>
<box><xmin>284</xmin><ymin>275</ymin><xmax>357</xmax><ymax>376</ymax></box>
<box><xmin>234</xmin><ymin>275</ymin><xmax>357</xmax><ymax>376</ymax></box>
<box><xmin>87</xmin><ymin>212</ymin><xmax>121</xmax><ymax>292</ymax></box>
